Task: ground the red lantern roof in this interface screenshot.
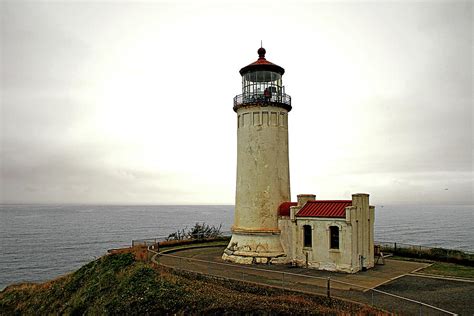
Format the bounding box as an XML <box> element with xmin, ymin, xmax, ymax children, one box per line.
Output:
<box><xmin>239</xmin><ymin>47</ymin><xmax>285</xmax><ymax>76</ymax></box>
<box><xmin>296</xmin><ymin>200</ymin><xmax>352</xmax><ymax>218</ymax></box>
<box><xmin>278</xmin><ymin>201</ymin><xmax>298</xmax><ymax>217</ymax></box>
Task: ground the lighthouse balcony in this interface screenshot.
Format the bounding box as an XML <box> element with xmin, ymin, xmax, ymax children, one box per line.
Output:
<box><xmin>233</xmin><ymin>92</ymin><xmax>292</xmax><ymax>112</ymax></box>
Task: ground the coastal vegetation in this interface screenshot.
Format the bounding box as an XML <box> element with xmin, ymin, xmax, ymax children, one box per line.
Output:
<box><xmin>0</xmin><ymin>251</ymin><xmax>382</xmax><ymax>315</ymax></box>
<box><xmin>166</xmin><ymin>222</ymin><xmax>223</xmax><ymax>241</ymax></box>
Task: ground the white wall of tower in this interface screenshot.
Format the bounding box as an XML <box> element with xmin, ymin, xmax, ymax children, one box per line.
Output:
<box><xmin>233</xmin><ymin>105</ymin><xmax>290</xmax><ymax>233</ymax></box>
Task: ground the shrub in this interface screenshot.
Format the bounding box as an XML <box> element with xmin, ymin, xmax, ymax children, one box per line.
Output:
<box><xmin>166</xmin><ymin>223</ymin><xmax>222</xmax><ymax>241</ymax></box>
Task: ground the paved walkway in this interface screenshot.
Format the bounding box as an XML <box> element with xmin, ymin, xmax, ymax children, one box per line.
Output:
<box><xmin>153</xmin><ymin>246</ymin><xmax>468</xmax><ymax>315</ymax></box>
<box><xmin>157</xmin><ymin>246</ymin><xmax>430</xmax><ymax>291</ymax></box>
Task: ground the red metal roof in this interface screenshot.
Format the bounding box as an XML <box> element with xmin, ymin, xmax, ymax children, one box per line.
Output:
<box><xmin>239</xmin><ymin>47</ymin><xmax>285</xmax><ymax>76</ymax></box>
<box><xmin>296</xmin><ymin>200</ymin><xmax>352</xmax><ymax>218</ymax></box>
<box><xmin>278</xmin><ymin>201</ymin><xmax>297</xmax><ymax>217</ymax></box>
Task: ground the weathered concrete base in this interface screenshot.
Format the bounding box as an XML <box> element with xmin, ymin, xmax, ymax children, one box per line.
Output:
<box><xmin>291</xmin><ymin>259</ymin><xmax>358</xmax><ymax>273</ymax></box>
<box><xmin>222</xmin><ymin>232</ymin><xmax>286</xmax><ymax>264</ymax></box>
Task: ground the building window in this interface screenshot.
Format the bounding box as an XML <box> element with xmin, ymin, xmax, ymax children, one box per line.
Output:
<box><xmin>303</xmin><ymin>225</ymin><xmax>312</xmax><ymax>248</ymax></box>
<box><xmin>330</xmin><ymin>226</ymin><xmax>339</xmax><ymax>249</ymax></box>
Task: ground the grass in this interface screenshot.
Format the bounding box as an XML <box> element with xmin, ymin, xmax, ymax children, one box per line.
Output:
<box><xmin>390</xmin><ymin>256</ymin><xmax>474</xmax><ymax>279</ymax></box>
<box><xmin>419</xmin><ymin>262</ymin><xmax>474</xmax><ymax>279</ymax></box>
<box><xmin>0</xmin><ymin>253</ymin><xmax>186</xmax><ymax>315</ymax></box>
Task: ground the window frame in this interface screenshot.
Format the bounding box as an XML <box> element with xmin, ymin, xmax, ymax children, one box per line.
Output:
<box><xmin>329</xmin><ymin>226</ymin><xmax>339</xmax><ymax>249</ymax></box>
<box><xmin>303</xmin><ymin>225</ymin><xmax>312</xmax><ymax>248</ymax></box>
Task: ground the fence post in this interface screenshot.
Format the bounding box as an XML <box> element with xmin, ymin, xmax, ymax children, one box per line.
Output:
<box><xmin>394</xmin><ymin>242</ymin><xmax>397</xmax><ymax>253</ymax></box>
<box><xmin>282</xmin><ymin>272</ymin><xmax>285</xmax><ymax>288</ymax></box>
<box><xmin>371</xmin><ymin>289</ymin><xmax>374</xmax><ymax>305</ymax></box>
<box><xmin>327</xmin><ymin>277</ymin><xmax>331</xmax><ymax>298</ymax></box>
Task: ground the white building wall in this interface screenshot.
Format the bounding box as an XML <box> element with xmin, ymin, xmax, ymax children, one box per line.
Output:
<box><xmin>279</xmin><ymin>193</ymin><xmax>375</xmax><ymax>273</ymax></box>
<box><xmin>224</xmin><ymin>105</ymin><xmax>290</xmax><ymax>263</ymax></box>
<box><xmin>349</xmin><ymin>193</ymin><xmax>375</xmax><ymax>270</ymax></box>
<box><xmin>278</xmin><ymin>216</ymin><xmax>293</xmax><ymax>262</ymax></box>
<box><xmin>233</xmin><ymin>106</ymin><xmax>290</xmax><ymax>232</ymax></box>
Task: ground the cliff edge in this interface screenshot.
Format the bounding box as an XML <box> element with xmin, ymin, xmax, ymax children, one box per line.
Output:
<box><xmin>0</xmin><ymin>251</ymin><xmax>381</xmax><ymax>315</ymax></box>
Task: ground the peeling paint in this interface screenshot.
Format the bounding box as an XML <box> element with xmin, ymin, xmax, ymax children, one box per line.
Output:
<box><xmin>224</xmin><ymin>74</ymin><xmax>291</xmax><ymax>265</ymax></box>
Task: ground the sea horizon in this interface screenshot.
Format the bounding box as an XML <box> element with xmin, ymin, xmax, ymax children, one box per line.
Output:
<box><xmin>1</xmin><ymin>202</ymin><xmax>473</xmax><ymax>207</ymax></box>
<box><xmin>1</xmin><ymin>203</ymin><xmax>473</xmax><ymax>290</ymax></box>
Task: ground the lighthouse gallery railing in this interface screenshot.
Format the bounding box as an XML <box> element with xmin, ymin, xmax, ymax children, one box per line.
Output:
<box><xmin>234</xmin><ymin>92</ymin><xmax>291</xmax><ymax>107</ymax></box>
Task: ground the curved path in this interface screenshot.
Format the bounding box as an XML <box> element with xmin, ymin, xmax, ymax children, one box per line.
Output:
<box><xmin>151</xmin><ymin>245</ymin><xmax>470</xmax><ymax>315</ymax></box>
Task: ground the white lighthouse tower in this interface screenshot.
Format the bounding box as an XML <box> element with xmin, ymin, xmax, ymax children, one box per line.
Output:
<box><xmin>223</xmin><ymin>47</ymin><xmax>291</xmax><ymax>264</ymax></box>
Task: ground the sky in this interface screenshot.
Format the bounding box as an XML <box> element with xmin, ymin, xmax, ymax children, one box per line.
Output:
<box><xmin>0</xmin><ymin>0</ymin><xmax>472</xmax><ymax>205</ymax></box>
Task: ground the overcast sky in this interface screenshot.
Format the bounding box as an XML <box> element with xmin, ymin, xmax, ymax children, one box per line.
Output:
<box><xmin>1</xmin><ymin>0</ymin><xmax>472</xmax><ymax>205</ymax></box>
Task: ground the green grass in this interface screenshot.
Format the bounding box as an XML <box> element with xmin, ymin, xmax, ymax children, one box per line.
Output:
<box><xmin>419</xmin><ymin>262</ymin><xmax>474</xmax><ymax>279</ymax></box>
<box><xmin>388</xmin><ymin>256</ymin><xmax>474</xmax><ymax>278</ymax></box>
<box><xmin>0</xmin><ymin>253</ymin><xmax>188</xmax><ymax>315</ymax></box>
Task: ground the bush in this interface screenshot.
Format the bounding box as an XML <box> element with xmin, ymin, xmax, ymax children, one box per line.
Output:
<box><xmin>166</xmin><ymin>223</ymin><xmax>222</xmax><ymax>241</ymax></box>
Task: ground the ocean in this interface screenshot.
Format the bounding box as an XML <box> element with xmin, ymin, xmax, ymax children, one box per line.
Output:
<box><xmin>0</xmin><ymin>204</ymin><xmax>472</xmax><ymax>290</ymax></box>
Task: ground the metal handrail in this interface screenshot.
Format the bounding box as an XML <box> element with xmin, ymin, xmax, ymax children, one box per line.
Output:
<box><xmin>234</xmin><ymin>93</ymin><xmax>291</xmax><ymax>107</ymax></box>
<box><xmin>375</xmin><ymin>240</ymin><xmax>474</xmax><ymax>255</ymax></box>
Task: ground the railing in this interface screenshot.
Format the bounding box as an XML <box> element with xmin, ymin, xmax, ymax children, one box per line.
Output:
<box><xmin>233</xmin><ymin>93</ymin><xmax>291</xmax><ymax>109</ymax></box>
<box><xmin>133</xmin><ymin>236</ymin><xmax>469</xmax><ymax>314</ymax></box>
<box><xmin>376</xmin><ymin>241</ymin><xmax>474</xmax><ymax>265</ymax></box>
<box><xmin>133</xmin><ymin>235</ymin><xmax>473</xmax><ymax>256</ymax></box>
<box><xmin>131</xmin><ymin>231</ymin><xmax>232</xmax><ymax>247</ymax></box>
<box><xmin>150</xmin><ymin>249</ymin><xmax>457</xmax><ymax>315</ymax></box>
<box><xmin>132</xmin><ymin>238</ymin><xmax>163</xmax><ymax>247</ymax></box>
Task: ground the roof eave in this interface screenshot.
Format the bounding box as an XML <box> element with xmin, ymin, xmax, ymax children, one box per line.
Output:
<box><xmin>239</xmin><ymin>64</ymin><xmax>285</xmax><ymax>76</ymax></box>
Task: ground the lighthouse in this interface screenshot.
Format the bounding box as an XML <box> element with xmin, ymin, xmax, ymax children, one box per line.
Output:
<box><xmin>223</xmin><ymin>47</ymin><xmax>291</xmax><ymax>264</ymax></box>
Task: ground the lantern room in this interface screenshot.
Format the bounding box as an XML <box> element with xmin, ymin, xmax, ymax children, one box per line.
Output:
<box><xmin>233</xmin><ymin>47</ymin><xmax>291</xmax><ymax>112</ymax></box>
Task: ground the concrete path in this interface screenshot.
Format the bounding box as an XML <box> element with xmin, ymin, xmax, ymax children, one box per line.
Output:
<box><xmin>157</xmin><ymin>246</ymin><xmax>430</xmax><ymax>291</ymax></box>
<box><xmin>154</xmin><ymin>246</ymin><xmax>468</xmax><ymax>315</ymax></box>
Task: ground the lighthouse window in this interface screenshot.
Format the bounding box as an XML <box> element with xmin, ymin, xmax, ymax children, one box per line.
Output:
<box><xmin>303</xmin><ymin>225</ymin><xmax>312</xmax><ymax>248</ymax></box>
<box><xmin>242</xmin><ymin>71</ymin><xmax>282</xmax><ymax>102</ymax></box>
<box><xmin>330</xmin><ymin>226</ymin><xmax>339</xmax><ymax>249</ymax></box>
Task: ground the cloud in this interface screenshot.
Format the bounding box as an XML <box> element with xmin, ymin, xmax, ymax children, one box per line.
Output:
<box><xmin>1</xmin><ymin>1</ymin><xmax>472</xmax><ymax>204</ymax></box>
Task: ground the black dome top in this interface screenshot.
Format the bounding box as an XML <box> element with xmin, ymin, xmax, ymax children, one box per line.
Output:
<box><xmin>239</xmin><ymin>47</ymin><xmax>285</xmax><ymax>76</ymax></box>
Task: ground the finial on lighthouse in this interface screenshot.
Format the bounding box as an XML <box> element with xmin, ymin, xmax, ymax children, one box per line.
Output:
<box><xmin>258</xmin><ymin>46</ymin><xmax>266</xmax><ymax>59</ymax></box>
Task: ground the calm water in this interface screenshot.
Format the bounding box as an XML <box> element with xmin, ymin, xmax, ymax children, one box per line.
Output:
<box><xmin>0</xmin><ymin>204</ymin><xmax>472</xmax><ymax>290</ymax></box>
